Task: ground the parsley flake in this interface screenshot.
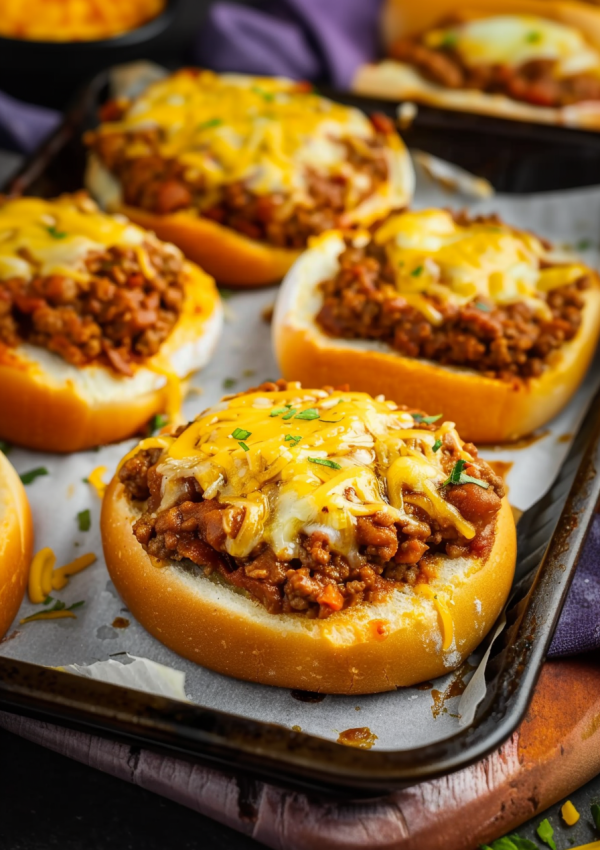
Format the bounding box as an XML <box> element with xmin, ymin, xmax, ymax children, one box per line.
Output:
<box><xmin>526</xmin><ymin>30</ymin><xmax>542</xmax><ymax>43</ymax></box>
<box><xmin>223</xmin><ymin>377</ymin><xmax>237</xmax><ymax>390</ymax></box>
<box><xmin>270</xmin><ymin>407</ymin><xmax>287</xmax><ymax>417</ymax></box>
<box><xmin>46</xmin><ymin>225</ymin><xmax>67</xmax><ymax>239</ymax></box>
<box><xmin>412</xmin><ymin>413</ymin><xmax>442</xmax><ymax>425</ymax></box>
<box><xmin>77</xmin><ymin>509</ymin><xmax>91</xmax><ymax>532</ymax></box>
<box><xmin>308</xmin><ymin>457</ymin><xmax>341</xmax><ymax>470</ymax></box>
<box><xmin>441</xmin><ymin>31</ymin><xmax>458</xmax><ymax>48</ymax></box>
<box><xmin>576</xmin><ymin>238</ymin><xmax>593</xmax><ymax>251</ymax></box>
<box><xmin>0</xmin><ymin>439</ymin><xmax>11</xmax><ymax>454</ymax></box>
<box><xmin>232</xmin><ymin>428</ymin><xmax>251</xmax><ymax>440</ymax></box>
<box><xmin>281</xmin><ymin>408</ymin><xmax>297</xmax><ymax>420</ymax></box>
<box><xmin>481</xmin><ymin>835</ymin><xmax>539</xmax><ymax>850</ymax></box>
<box><xmin>150</xmin><ymin>413</ymin><xmax>168</xmax><ymax>434</ymax></box>
<box><xmin>592</xmin><ymin>803</ymin><xmax>600</xmax><ymax>830</ymax></box>
<box><xmin>442</xmin><ymin>459</ymin><xmax>489</xmax><ymax>489</ymax></box>
<box><xmin>252</xmin><ymin>86</ymin><xmax>275</xmax><ymax>102</ymax></box>
<box><xmin>238</xmin><ymin>441</ymin><xmax>250</xmax><ymax>452</ymax></box>
<box><xmin>295</xmin><ymin>408</ymin><xmax>320</xmax><ymax>420</ymax></box>
<box><xmin>20</xmin><ymin>467</ymin><xmax>48</xmax><ymax>485</ymax></box>
<box><xmin>410</xmin><ymin>265</ymin><xmax>424</xmax><ymax>277</ymax></box>
<box><xmin>43</xmin><ymin>596</ymin><xmax>54</xmax><ymax>605</ymax></box>
<box><xmin>197</xmin><ymin>118</ymin><xmax>223</xmax><ymax>131</ymax></box>
<box><xmin>536</xmin><ymin>819</ymin><xmax>556</xmax><ymax>850</ymax></box>
<box><xmin>432</xmin><ymin>439</ymin><xmax>443</xmax><ymax>452</ymax></box>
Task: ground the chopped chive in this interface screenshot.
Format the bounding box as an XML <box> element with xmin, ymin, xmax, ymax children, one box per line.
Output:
<box><xmin>526</xmin><ymin>30</ymin><xmax>541</xmax><ymax>43</ymax></box>
<box><xmin>270</xmin><ymin>407</ymin><xmax>287</xmax><ymax>417</ymax></box>
<box><xmin>576</xmin><ymin>238</ymin><xmax>593</xmax><ymax>251</ymax></box>
<box><xmin>67</xmin><ymin>600</ymin><xmax>86</xmax><ymax>611</ymax></box>
<box><xmin>0</xmin><ymin>439</ymin><xmax>11</xmax><ymax>454</ymax></box>
<box><xmin>197</xmin><ymin>118</ymin><xmax>223</xmax><ymax>130</ymax></box>
<box><xmin>432</xmin><ymin>439</ymin><xmax>443</xmax><ymax>452</ymax></box>
<box><xmin>440</xmin><ymin>31</ymin><xmax>458</xmax><ymax>48</ymax></box>
<box><xmin>150</xmin><ymin>413</ymin><xmax>168</xmax><ymax>434</ymax></box>
<box><xmin>252</xmin><ymin>86</ymin><xmax>275</xmax><ymax>102</ymax></box>
<box><xmin>238</xmin><ymin>441</ymin><xmax>250</xmax><ymax>452</ymax></box>
<box><xmin>294</xmin><ymin>408</ymin><xmax>320</xmax><ymax>420</ymax></box>
<box><xmin>412</xmin><ymin>413</ymin><xmax>442</xmax><ymax>425</ymax></box>
<box><xmin>223</xmin><ymin>377</ymin><xmax>237</xmax><ymax>389</ymax></box>
<box><xmin>308</xmin><ymin>457</ymin><xmax>341</xmax><ymax>470</ymax></box>
<box><xmin>46</xmin><ymin>225</ymin><xmax>67</xmax><ymax>239</ymax></box>
<box><xmin>284</xmin><ymin>434</ymin><xmax>302</xmax><ymax>443</ymax></box>
<box><xmin>232</xmin><ymin>428</ymin><xmax>251</xmax><ymax>440</ymax></box>
<box><xmin>282</xmin><ymin>408</ymin><xmax>297</xmax><ymax>420</ymax></box>
<box><xmin>410</xmin><ymin>265</ymin><xmax>423</xmax><ymax>277</ymax></box>
<box><xmin>43</xmin><ymin>596</ymin><xmax>54</xmax><ymax>606</ymax></box>
<box><xmin>591</xmin><ymin>803</ymin><xmax>600</xmax><ymax>830</ymax></box>
<box><xmin>77</xmin><ymin>509</ymin><xmax>91</xmax><ymax>532</ymax></box>
<box><xmin>20</xmin><ymin>467</ymin><xmax>48</xmax><ymax>485</ymax></box>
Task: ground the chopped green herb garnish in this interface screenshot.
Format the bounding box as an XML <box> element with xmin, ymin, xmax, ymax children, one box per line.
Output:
<box><xmin>295</xmin><ymin>408</ymin><xmax>320</xmax><ymax>420</ymax></box>
<box><xmin>475</xmin><ymin>302</ymin><xmax>491</xmax><ymax>312</ymax></box>
<box><xmin>536</xmin><ymin>818</ymin><xmax>556</xmax><ymax>850</ymax></box>
<box><xmin>48</xmin><ymin>599</ymin><xmax>66</xmax><ymax>612</ymax></box>
<box><xmin>46</xmin><ymin>225</ymin><xmax>67</xmax><ymax>239</ymax></box>
<box><xmin>432</xmin><ymin>439</ymin><xmax>443</xmax><ymax>452</ymax></box>
<box><xmin>410</xmin><ymin>265</ymin><xmax>423</xmax><ymax>277</ymax></box>
<box><xmin>412</xmin><ymin>413</ymin><xmax>442</xmax><ymax>425</ymax></box>
<box><xmin>576</xmin><ymin>238</ymin><xmax>593</xmax><ymax>251</ymax></box>
<box><xmin>243</xmin><ymin>369</ymin><xmax>255</xmax><ymax>377</ymax></box>
<box><xmin>252</xmin><ymin>86</ymin><xmax>275</xmax><ymax>102</ymax></box>
<box><xmin>442</xmin><ymin>459</ymin><xmax>489</xmax><ymax>489</ymax></box>
<box><xmin>219</xmin><ymin>288</ymin><xmax>234</xmax><ymax>300</ymax></box>
<box><xmin>284</xmin><ymin>434</ymin><xmax>302</xmax><ymax>444</ymax></box>
<box><xmin>77</xmin><ymin>509</ymin><xmax>91</xmax><ymax>532</ymax></box>
<box><xmin>238</xmin><ymin>441</ymin><xmax>250</xmax><ymax>452</ymax></box>
<box><xmin>591</xmin><ymin>803</ymin><xmax>600</xmax><ymax>831</ymax></box>
<box><xmin>67</xmin><ymin>600</ymin><xmax>86</xmax><ymax>611</ymax></box>
<box><xmin>0</xmin><ymin>439</ymin><xmax>11</xmax><ymax>454</ymax></box>
<box><xmin>308</xmin><ymin>457</ymin><xmax>341</xmax><ymax>470</ymax></box>
<box><xmin>270</xmin><ymin>407</ymin><xmax>287</xmax><ymax>417</ymax></box>
<box><xmin>232</xmin><ymin>428</ymin><xmax>251</xmax><ymax>440</ymax></box>
<box><xmin>150</xmin><ymin>413</ymin><xmax>169</xmax><ymax>434</ymax></box>
<box><xmin>480</xmin><ymin>835</ymin><xmax>539</xmax><ymax>850</ymax></box>
<box><xmin>43</xmin><ymin>596</ymin><xmax>54</xmax><ymax>606</ymax></box>
<box><xmin>197</xmin><ymin>118</ymin><xmax>223</xmax><ymax>130</ymax></box>
<box><xmin>441</xmin><ymin>31</ymin><xmax>458</xmax><ymax>48</ymax></box>
<box><xmin>223</xmin><ymin>377</ymin><xmax>237</xmax><ymax>389</ymax></box>
<box><xmin>20</xmin><ymin>467</ymin><xmax>48</xmax><ymax>485</ymax></box>
<box><xmin>282</xmin><ymin>408</ymin><xmax>297</xmax><ymax>420</ymax></box>
<box><xmin>526</xmin><ymin>30</ymin><xmax>542</xmax><ymax>43</ymax></box>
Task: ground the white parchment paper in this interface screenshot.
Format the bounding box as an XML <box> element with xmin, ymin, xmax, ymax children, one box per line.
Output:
<box><xmin>2</xmin><ymin>174</ymin><xmax>599</xmax><ymax>752</ymax></box>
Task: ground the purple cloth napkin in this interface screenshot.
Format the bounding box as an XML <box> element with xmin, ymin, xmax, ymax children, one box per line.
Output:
<box><xmin>549</xmin><ymin>512</ymin><xmax>600</xmax><ymax>656</ymax></box>
<box><xmin>0</xmin><ymin>89</ymin><xmax>59</xmax><ymax>154</ymax></box>
<box><xmin>194</xmin><ymin>0</ymin><xmax>382</xmax><ymax>89</ymax></box>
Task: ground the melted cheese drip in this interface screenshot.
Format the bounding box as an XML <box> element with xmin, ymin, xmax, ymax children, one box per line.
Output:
<box><xmin>424</xmin><ymin>14</ymin><xmax>600</xmax><ymax>79</ymax></box>
<box><xmin>95</xmin><ymin>70</ymin><xmax>396</xmax><ymax>202</ymax></box>
<box><xmin>133</xmin><ymin>385</ymin><xmax>477</xmax><ymax>564</ymax></box>
<box><xmin>0</xmin><ymin>195</ymin><xmax>148</xmax><ymax>284</ymax></box>
<box><xmin>374</xmin><ymin>208</ymin><xmax>588</xmax><ymax>324</ymax></box>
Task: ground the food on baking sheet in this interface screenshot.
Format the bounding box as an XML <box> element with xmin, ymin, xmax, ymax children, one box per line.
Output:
<box><xmin>0</xmin><ymin>451</ymin><xmax>33</xmax><ymax>638</ymax></box>
<box><xmin>101</xmin><ymin>381</ymin><xmax>516</xmax><ymax>694</ymax></box>
<box><xmin>273</xmin><ymin>209</ymin><xmax>600</xmax><ymax>444</ymax></box>
<box><xmin>352</xmin><ymin>0</ymin><xmax>600</xmax><ymax>128</ymax></box>
<box><xmin>0</xmin><ymin>194</ymin><xmax>222</xmax><ymax>453</ymax></box>
<box><xmin>0</xmin><ymin>0</ymin><xmax>165</xmax><ymax>42</ymax></box>
<box><xmin>85</xmin><ymin>69</ymin><xmax>415</xmax><ymax>287</ymax></box>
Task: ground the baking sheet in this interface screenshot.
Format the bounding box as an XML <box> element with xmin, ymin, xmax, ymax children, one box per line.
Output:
<box><xmin>2</xmin><ymin>175</ymin><xmax>600</xmax><ymax>753</ymax></box>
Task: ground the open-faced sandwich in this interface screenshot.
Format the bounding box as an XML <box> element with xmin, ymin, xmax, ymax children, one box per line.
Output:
<box><xmin>353</xmin><ymin>0</ymin><xmax>600</xmax><ymax>129</ymax></box>
<box><xmin>0</xmin><ymin>193</ymin><xmax>221</xmax><ymax>453</ymax></box>
<box><xmin>0</xmin><ymin>451</ymin><xmax>33</xmax><ymax>639</ymax></box>
<box><xmin>273</xmin><ymin>209</ymin><xmax>600</xmax><ymax>444</ymax></box>
<box><xmin>85</xmin><ymin>69</ymin><xmax>415</xmax><ymax>287</ymax></box>
<box><xmin>101</xmin><ymin>381</ymin><xmax>516</xmax><ymax>694</ymax></box>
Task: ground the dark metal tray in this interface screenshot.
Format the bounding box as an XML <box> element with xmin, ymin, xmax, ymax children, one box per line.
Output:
<box><xmin>0</xmin><ymin>70</ymin><xmax>599</xmax><ymax>796</ymax></box>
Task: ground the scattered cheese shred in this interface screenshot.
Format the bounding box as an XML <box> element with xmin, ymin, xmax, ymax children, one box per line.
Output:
<box><xmin>87</xmin><ymin>466</ymin><xmax>108</xmax><ymax>498</ymax></box>
<box><xmin>51</xmin><ymin>553</ymin><xmax>97</xmax><ymax>591</ymax></box>
<box><xmin>415</xmin><ymin>584</ymin><xmax>454</xmax><ymax>651</ymax></box>
<box><xmin>568</xmin><ymin>842</ymin><xmax>600</xmax><ymax>850</ymax></box>
<box><xmin>28</xmin><ymin>547</ymin><xmax>57</xmax><ymax>604</ymax></box>
<box><xmin>20</xmin><ymin>611</ymin><xmax>77</xmax><ymax>625</ymax></box>
<box><xmin>562</xmin><ymin>800</ymin><xmax>580</xmax><ymax>826</ymax></box>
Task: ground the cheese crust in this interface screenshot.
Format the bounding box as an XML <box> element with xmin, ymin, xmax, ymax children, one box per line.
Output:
<box><xmin>0</xmin><ymin>452</ymin><xmax>33</xmax><ymax>639</ymax></box>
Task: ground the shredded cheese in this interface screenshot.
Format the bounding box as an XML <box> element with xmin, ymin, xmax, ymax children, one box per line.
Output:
<box><xmin>51</xmin><ymin>553</ymin><xmax>97</xmax><ymax>591</ymax></box>
<box><xmin>374</xmin><ymin>208</ymin><xmax>590</xmax><ymax>323</ymax></box>
<box><xmin>87</xmin><ymin>466</ymin><xmax>108</xmax><ymax>498</ymax></box>
<box><xmin>20</xmin><ymin>610</ymin><xmax>77</xmax><ymax>625</ymax></box>
<box><xmin>415</xmin><ymin>584</ymin><xmax>454</xmax><ymax>650</ymax></box>
<box><xmin>134</xmin><ymin>386</ymin><xmax>478</xmax><ymax>567</ymax></box>
<box><xmin>28</xmin><ymin>547</ymin><xmax>56</xmax><ymax>604</ymax></box>
<box><xmin>561</xmin><ymin>800</ymin><xmax>580</xmax><ymax>826</ymax></box>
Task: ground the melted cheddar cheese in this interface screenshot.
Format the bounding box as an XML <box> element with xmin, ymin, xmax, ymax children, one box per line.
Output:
<box><xmin>94</xmin><ymin>70</ymin><xmax>405</xmax><ymax>209</ymax></box>
<box><xmin>130</xmin><ymin>385</ymin><xmax>478</xmax><ymax>565</ymax></box>
<box><xmin>424</xmin><ymin>15</ymin><xmax>600</xmax><ymax>79</ymax></box>
<box><xmin>374</xmin><ymin>209</ymin><xmax>588</xmax><ymax>324</ymax></box>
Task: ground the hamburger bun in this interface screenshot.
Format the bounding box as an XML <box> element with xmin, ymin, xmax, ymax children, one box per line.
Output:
<box><xmin>0</xmin><ymin>451</ymin><xmax>34</xmax><ymax>638</ymax></box>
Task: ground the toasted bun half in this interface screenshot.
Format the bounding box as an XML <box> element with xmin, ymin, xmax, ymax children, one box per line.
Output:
<box><xmin>0</xmin><ymin>453</ymin><xmax>33</xmax><ymax>638</ymax></box>
<box><xmin>85</xmin><ymin>141</ymin><xmax>415</xmax><ymax>288</ymax></box>
<box><xmin>0</xmin><ymin>262</ymin><xmax>222</xmax><ymax>453</ymax></box>
<box><xmin>101</xmin><ymin>473</ymin><xmax>515</xmax><ymax>694</ymax></box>
<box><xmin>272</xmin><ymin>232</ymin><xmax>600</xmax><ymax>444</ymax></box>
<box><xmin>353</xmin><ymin>0</ymin><xmax>600</xmax><ymax>130</ymax></box>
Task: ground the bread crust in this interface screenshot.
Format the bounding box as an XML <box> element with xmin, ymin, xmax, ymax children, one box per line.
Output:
<box><xmin>272</xmin><ymin>235</ymin><xmax>600</xmax><ymax>444</ymax></box>
<box><xmin>101</xmin><ymin>475</ymin><xmax>516</xmax><ymax>694</ymax></box>
<box><xmin>353</xmin><ymin>0</ymin><xmax>600</xmax><ymax>129</ymax></box>
<box><xmin>0</xmin><ymin>262</ymin><xmax>222</xmax><ymax>453</ymax></box>
<box><xmin>0</xmin><ymin>453</ymin><xmax>33</xmax><ymax>638</ymax></box>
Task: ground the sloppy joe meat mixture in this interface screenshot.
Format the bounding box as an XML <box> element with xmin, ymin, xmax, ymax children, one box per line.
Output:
<box><xmin>316</xmin><ymin>217</ymin><xmax>590</xmax><ymax>382</ymax></box>
<box><xmin>87</xmin><ymin>112</ymin><xmax>394</xmax><ymax>250</ymax></box>
<box><xmin>390</xmin><ymin>18</ymin><xmax>600</xmax><ymax>108</ymax></box>
<box><xmin>0</xmin><ymin>240</ymin><xmax>185</xmax><ymax>376</ymax></box>
<box><xmin>120</xmin><ymin>382</ymin><xmax>505</xmax><ymax>620</ymax></box>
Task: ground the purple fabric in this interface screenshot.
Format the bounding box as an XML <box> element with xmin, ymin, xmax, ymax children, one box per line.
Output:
<box><xmin>0</xmin><ymin>89</ymin><xmax>60</xmax><ymax>154</ymax></box>
<box><xmin>549</xmin><ymin>512</ymin><xmax>600</xmax><ymax>657</ymax></box>
<box><xmin>194</xmin><ymin>0</ymin><xmax>382</xmax><ymax>89</ymax></box>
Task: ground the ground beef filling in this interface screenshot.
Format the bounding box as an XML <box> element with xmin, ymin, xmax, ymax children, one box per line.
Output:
<box><xmin>390</xmin><ymin>32</ymin><xmax>600</xmax><ymax>108</ymax></box>
<box><xmin>315</xmin><ymin>237</ymin><xmax>589</xmax><ymax>381</ymax></box>
<box><xmin>120</xmin><ymin>424</ymin><xmax>504</xmax><ymax>619</ymax></box>
<box><xmin>88</xmin><ymin>114</ymin><xmax>394</xmax><ymax>249</ymax></box>
<box><xmin>0</xmin><ymin>241</ymin><xmax>185</xmax><ymax>376</ymax></box>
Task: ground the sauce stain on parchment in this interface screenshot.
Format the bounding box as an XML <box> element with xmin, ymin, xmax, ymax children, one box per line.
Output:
<box><xmin>431</xmin><ymin>661</ymin><xmax>476</xmax><ymax>719</ymax></box>
<box><xmin>486</xmin><ymin>461</ymin><xmax>513</xmax><ymax>483</ymax></box>
<box><xmin>482</xmin><ymin>429</ymin><xmax>549</xmax><ymax>451</ymax></box>
<box><xmin>112</xmin><ymin>617</ymin><xmax>130</xmax><ymax>629</ymax></box>
<box><xmin>557</xmin><ymin>433</ymin><xmax>573</xmax><ymax>443</ymax></box>
<box><xmin>337</xmin><ymin>727</ymin><xmax>378</xmax><ymax>749</ymax></box>
<box><xmin>413</xmin><ymin>680</ymin><xmax>434</xmax><ymax>691</ymax></box>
